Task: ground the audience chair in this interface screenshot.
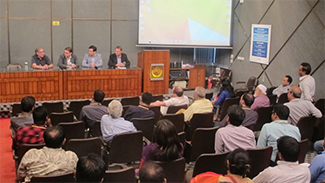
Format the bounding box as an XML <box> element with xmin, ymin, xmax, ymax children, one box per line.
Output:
<box><xmin>235</xmin><ymin>76</ymin><xmax>257</xmax><ymax>93</ymax></box>
<box><xmin>188</xmin><ymin>127</ymin><xmax>219</xmax><ymax>162</ymax></box>
<box><xmin>102</xmin><ymin>99</ymin><xmax>113</xmax><ymax>107</ymax></box>
<box><xmin>131</xmin><ymin>117</ymin><xmax>155</xmax><ymax>142</ymax></box>
<box><xmin>103</xmin><ymin>167</ymin><xmax>135</xmax><ymax>183</ymax></box>
<box><xmin>89</xmin><ymin>120</ymin><xmax>102</xmax><ymax>137</ymax></box>
<box><xmin>15</xmin><ymin>143</ymin><xmax>45</xmax><ymax>170</ymax></box>
<box><xmin>155</xmin><ymin>157</ymin><xmax>186</xmax><ymax>183</ymax></box>
<box><xmin>42</xmin><ymin>101</ymin><xmax>64</xmax><ymax>114</ymax></box>
<box><xmin>68</xmin><ymin>100</ymin><xmax>90</xmax><ymax>120</ymax></box>
<box><xmin>150</xmin><ymin>106</ymin><xmax>161</xmax><ymax>124</ymax></box>
<box><xmin>267</xmin><ymin>95</ymin><xmax>277</xmax><ymax>106</ymax></box>
<box><xmin>192</xmin><ymin>152</ymin><xmax>229</xmax><ymax>177</ymax></box>
<box><xmin>66</xmin><ymin>137</ymin><xmax>102</xmax><ymax>158</ymax></box>
<box><xmin>121</xmin><ymin>96</ymin><xmax>139</xmax><ymax>106</ymax></box>
<box><xmin>107</xmin><ymin>131</ymin><xmax>143</xmax><ymax>167</ymax></box>
<box><xmin>11</xmin><ymin>103</ymin><xmax>22</xmax><ymax>117</ymax></box>
<box><xmin>218</xmin><ymin>97</ymin><xmax>240</xmax><ymax>121</ymax></box>
<box><xmin>277</xmin><ymin>93</ymin><xmax>289</xmax><ymax>104</ymax></box>
<box><xmin>298</xmin><ymin>139</ymin><xmax>309</xmax><ymax>164</ymax></box>
<box><xmin>246</xmin><ymin>146</ymin><xmax>273</xmax><ymax>179</ymax></box>
<box><xmin>296</xmin><ymin>116</ymin><xmax>317</xmax><ymax>141</ymax></box>
<box><xmin>266</xmin><ymin>86</ymin><xmax>277</xmax><ymax>96</ymax></box>
<box><xmin>49</xmin><ymin>111</ymin><xmax>74</xmax><ymax>126</ymax></box>
<box><xmin>58</xmin><ymin>121</ymin><xmax>85</xmax><ymax>149</ymax></box>
<box><xmin>185</xmin><ymin>112</ymin><xmax>214</xmax><ymax>141</ymax></box>
<box><xmin>205</xmin><ymin>92</ymin><xmax>213</xmax><ymax>100</ymax></box>
<box><xmin>313</xmin><ymin>117</ymin><xmax>325</xmax><ymax>142</ymax></box>
<box><xmin>30</xmin><ymin>172</ymin><xmax>74</xmax><ymax>182</ymax></box>
<box><xmin>253</xmin><ymin>106</ymin><xmax>273</xmax><ymax>132</ymax></box>
<box><xmin>234</xmin><ymin>90</ymin><xmax>246</xmax><ymax>98</ymax></box>
<box><xmin>315</xmin><ymin>98</ymin><xmax>325</xmax><ymax>115</ymax></box>
<box><xmin>6</xmin><ymin>63</ymin><xmax>22</xmax><ymax>71</ymax></box>
<box><xmin>178</xmin><ymin>131</ymin><xmax>186</xmax><ymax>147</ymax></box>
<box><xmin>153</xmin><ymin>95</ymin><xmax>164</xmax><ymax>102</ymax></box>
<box><xmin>166</xmin><ymin>104</ymin><xmax>188</xmax><ymax>114</ymax></box>
<box><xmin>161</xmin><ymin>113</ymin><xmax>185</xmax><ymax>133</ymax></box>
<box><xmin>122</xmin><ymin>105</ymin><xmax>131</xmax><ymax>117</ymax></box>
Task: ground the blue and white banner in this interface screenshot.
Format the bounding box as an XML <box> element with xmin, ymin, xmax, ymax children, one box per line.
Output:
<box><xmin>249</xmin><ymin>24</ymin><xmax>272</xmax><ymax>65</ymax></box>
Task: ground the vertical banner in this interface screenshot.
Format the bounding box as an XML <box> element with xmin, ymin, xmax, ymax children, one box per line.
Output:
<box><xmin>249</xmin><ymin>24</ymin><xmax>272</xmax><ymax>65</ymax></box>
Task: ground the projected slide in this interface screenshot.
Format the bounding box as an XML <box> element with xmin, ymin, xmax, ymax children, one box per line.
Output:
<box><xmin>138</xmin><ymin>0</ymin><xmax>232</xmax><ymax>47</ymax></box>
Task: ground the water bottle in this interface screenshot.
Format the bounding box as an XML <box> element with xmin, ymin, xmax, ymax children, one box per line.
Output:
<box><xmin>24</xmin><ymin>61</ymin><xmax>28</xmax><ymax>71</ymax></box>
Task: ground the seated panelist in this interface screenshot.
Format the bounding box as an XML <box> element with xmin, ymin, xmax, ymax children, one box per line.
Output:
<box><xmin>108</xmin><ymin>46</ymin><xmax>130</xmax><ymax>69</ymax></box>
<box><xmin>31</xmin><ymin>47</ymin><xmax>53</xmax><ymax>70</ymax></box>
<box><xmin>58</xmin><ymin>47</ymin><xmax>78</xmax><ymax>69</ymax></box>
<box><xmin>82</xmin><ymin>45</ymin><xmax>103</xmax><ymax>68</ymax></box>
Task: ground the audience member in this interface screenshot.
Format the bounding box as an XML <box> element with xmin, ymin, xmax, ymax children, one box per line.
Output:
<box><xmin>215</xmin><ymin>105</ymin><xmax>256</xmax><ymax>154</ymax></box>
<box><xmin>76</xmin><ymin>153</ymin><xmax>106</xmax><ymax>183</ymax></box>
<box><xmin>298</xmin><ymin>62</ymin><xmax>315</xmax><ymax>101</ymax></box>
<box><xmin>254</xmin><ymin>136</ymin><xmax>311</xmax><ymax>183</ymax></box>
<box><xmin>31</xmin><ymin>47</ymin><xmax>53</xmax><ymax>69</ymax></box>
<box><xmin>191</xmin><ymin>148</ymin><xmax>252</xmax><ymax>183</ymax></box>
<box><xmin>108</xmin><ymin>46</ymin><xmax>131</xmax><ymax>69</ymax></box>
<box><xmin>80</xmin><ymin>90</ymin><xmax>108</xmax><ymax>130</ymax></box>
<box><xmin>257</xmin><ymin>104</ymin><xmax>301</xmax><ymax>163</ymax></box>
<box><xmin>272</xmin><ymin>75</ymin><xmax>292</xmax><ymax>98</ymax></box>
<box><xmin>139</xmin><ymin>161</ymin><xmax>167</xmax><ymax>183</ymax></box>
<box><xmin>16</xmin><ymin>126</ymin><xmax>78</xmax><ymax>182</ymax></box>
<box><xmin>182</xmin><ymin>87</ymin><xmax>213</xmax><ymax>122</ymax></box>
<box><xmin>12</xmin><ymin>106</ymin><xmax>50</xmax><ymax>150</ymax></box>
<box><xmin>82</xmin><ymin>45</ymin><xmax>103</xmax><ymax>68</ymax></box>
<box><xmin>124</xmin><ymin>92</ymin><xmax>155</xmax><ymax>121</ymax></box>
<box><xmin>58</xmin><ymin>47</ymin><xmax>78</xmax><ymax>69</ymax></box>
<box><xmin>211</xmin><ymin>79</ymin><xmax>235</xmax><ymax>115</ymax></box>
<box><xmin>284</xmin><ymin>86</ymin><xmax>322</xmax><ymax>125</ymax></box>
<box><xmin>10</xmin><ymin>96</ymin><xmax>35</xmax><ymax>135</ymax></box>
<box><xmin>219</xmin><ymin>93</ymin><xmax>258</xmax><ymax>128</ymax></box>
<box><xmin>150</xmin><ymin>86</ymin><xmax>189</xmax><ymax>115</ymax></box>
<box><xmin>101</xmin><ymin>100</ymin><xmax>136</xmax><ymax>143</ymax></box>
<box><xmin>139</xmin><ymin>119</ymin><xmax>183</xmax><ymax>169</ymax></box>
<box><xmin>250</xmin><ymin>84</ymin><xmax>270</xmax><ymax>111</ymax></box>
<box><xmin>309</xmin><ymin>138</ymin><xmax>325</xmax><ymax>183</ymax></box>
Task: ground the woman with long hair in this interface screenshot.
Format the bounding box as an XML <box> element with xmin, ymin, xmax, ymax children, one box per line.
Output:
<box><xmin>191</xmin><ymin>148</ymin><xmax>252</xmax><ymax>183</ymax></box>
<box><xmin>139</xmin><ymin>119</ymin><xmax>183</xmax><ymax>168</ymax></box>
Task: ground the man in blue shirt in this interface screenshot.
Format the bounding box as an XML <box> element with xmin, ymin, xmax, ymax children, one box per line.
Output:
<box><xmin>309</xmin><ymin>139</ymin><xmax>325</xmax><ymax>183</ymax></box>
<box><xmin>82</xmin><ymin>45</ymin><xmax>103</xmax><ymax>68</ymax></box>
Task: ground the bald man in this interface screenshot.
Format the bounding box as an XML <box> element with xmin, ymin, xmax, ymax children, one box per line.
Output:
<box><xmin>284</xmin><ymin>86</ymin><xmax>322</xmax><ymax>126</ymax></box>
<box><xmin>150</xmin><ymin>86</ymin><xmax>189</xmax><ymax>115</ymax></box>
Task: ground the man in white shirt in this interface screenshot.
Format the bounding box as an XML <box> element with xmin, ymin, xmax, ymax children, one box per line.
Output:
<box><xmin>150</xmin><ymin>86</ymin><xmax>189</xmax><ymax>115</ymax></box>
<box><xmin>254</xmin><ymin>136</ymin><xmax>311</xmax><ymax>183</ymax></box>
<box><xmin>272</xmin><ymin>75</ymin><xmax>292</xmax><ymax>98</ymax></box>
<box><xmin>298</xmin><ymin>62</ymin><xmax>315</xmax><ymax>101</ymax></box>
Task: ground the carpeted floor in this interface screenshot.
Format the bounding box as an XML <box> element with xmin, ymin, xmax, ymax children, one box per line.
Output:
<box><xmin>0</xmin><ymin>118</ymin><xmax>16</xmax><ymax>183</ymax></box>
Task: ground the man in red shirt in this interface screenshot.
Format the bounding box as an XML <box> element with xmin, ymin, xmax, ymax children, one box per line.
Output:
<box><xmin>13</xmin><ymin>106</ymin><xmax>51</xmax><ymax>150</ymax></box>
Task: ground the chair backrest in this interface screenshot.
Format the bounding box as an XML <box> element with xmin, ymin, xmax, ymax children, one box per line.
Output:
<box><xmin>315</xmin><ymin>98</ymin><xmax>325</xmax><ymax>115</ymax></box>
<box><xmin>298</xmin><ymin>139</ymin><xmax>309</xmax><ymax>164</ymax></box>
<box><xmin>149</xmin><ymin>106</ymin><xmax>161</xmax><ymax>124</ymax></box>
<box><xmin>277</xmin><ymin>93</ymin><xmax>289</xmax><ymax>104</ymax></box>
<box><xmin>314</xmin><ymin>117</ymin><xmax>325</xmax><ymax>142</ymax></box>
<box><xmin>121</xmin><ymin>96</ymin><xmax>139</xmax><ymax>106</ymax></box>
<box><xmin>246</xmin><ymin>146</ymin><xmax>273</xmax><ymax>179</ymax></box>
<box><xmin>178</xmin><ymin>131</ymin><xmax>186</xmax><ymax>147</ymax></box>
<box><xmin>267</xmin><ymin>95</ymin><xmax>277</xmax><ymax>106</ymax></box>
<box><xmin>122</xmin><ymin>105</ymin><xmax>131</xmax><ymax>117</ymax></box>
<box><xmin>186</xmin><ymin>112</ymin><xmax>214</xmax><ymax>141</ymax></box>
<box><xmin>253</xmin><ymin>106</ymin><xmax>273</xmax><ymax>131</ymax></box>
<box><xmin>11</xmin><ymin>103</ymin><xmax>22</xmax><ymax>116</ymax></box>
<box><xmin>221</xmin><ymin>68</ymin><xmax>232</xmax><ymax>80</ymax></box>
<box><xmin>297</xmin><ymin>116</ymin><xmax>316</xmax><ymax>141</ymax></box>
<box><xmin>192</xmin><ymin>152</ymin><xmax>229</xmax><ymax>177</ymax></box>
<box><xmin>90</xmin><ymin>120</ymin><xmax>102</xmax><ymax>137</ymax></box>
<box><xmin>155</xmin><ymin>157</ymin><xmax>186</xmax><ymax>183</ymax></box>
<box><xmin>266</xmin><ymin>86</ymin><xmax>277</xmax><ymax>96</ymax></box>
<box><xmin>108</xmin><ymin>131</ymin><xmax>143</xmax><ymax>164</ymax></box>
<box><xmin>68</xmin><ymin>100</ymin><xmax>90</xmax><ymax>120</ymax></box>
<box><xmin>58</xmin><ymin>121</ymin><xmax>85</xmax><ymax>149</ymax></box>
<box><xmin>205</xmin><ymin>93</ymin><xmax>213</xmax><ymax>100</ymax></box>
<box><xmin>219</xmin><ymin>97</ymin><xmax>240</xmax><ymax>121</ymax></box>
<box><xmin>190</xmin><ymin>127</ymin><xmax>219</xmax><ymax>161</ymax></box>
<box><xmin>49</xmin><ymin>111</ymin><xmax>74</xmax><ymax>126</ymax></box>
<box><xmin>246</xmin><ymin>76</ymin><xmax>257</xmax><ymax>91</ymax></box>
<box><xmin>102</xmin><ymin>99</ymin><xmax>113</xmax><ymax>107</ymax></box>
<box><xmin>161</xmin><ymin>113</ymin><xmax>185</xmax><ymax>133</ymax></box>
<box><xmin>7</xmin><ymin>63</ymin><xmax>22</xmax><ymax>70</ymax></box>
<box><xmin>30</xmin><ymin>172</ymin><xmax>75</xmax><ymax>182</ymax></box>
<box><xmin>153</xmin><ymin>95</ymin><xmax>164</xmax><ymax>102</ymax></box>
<box><xmin>103</xmin><ymin>167</ymin><xmax>135</xmax><ymax>183</ymax></box>
<box><xmin>167</xmin><ymin>104</ymin><xmax>188</xmax><ymax>114</ymax></box>
<box><xmin>131</xmin><ymin>117</ymin><xmax>155</xmax><ymax>142</ymax></box>
<box><xmin>66</xmin><ymin>137</ymin><xmax>102</xmax><ymax>158</ymax></box>
<box><xmin>15</xmin><ymin>144</ymin><xmax>45</xmax><ymax>170</ymax></box>
<box><xmin>42</xmin><ymin>102</ymin><xmax>64</xmax><ymax>114</ymax></box>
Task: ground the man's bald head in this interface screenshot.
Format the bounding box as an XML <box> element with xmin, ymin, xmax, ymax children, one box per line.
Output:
<box><xmin>43</xmin><ymin>126</ymin><xmax>65</xmax><ymax>148</ymax></box>
<box><xmin>172</xmin><ymin>86</ymin><xmax>184</xmax><ymax>97</ymax></box>
<box><xmin>288</xmin><ymin>86</ymin><xmax>301</xmax><ymax>100</ymax></box>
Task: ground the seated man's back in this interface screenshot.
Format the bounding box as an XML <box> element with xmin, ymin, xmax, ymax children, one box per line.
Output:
<box><xmin>124</xmin><ymin>92</ymin><xmax>155</xmax><ymax>121</ymax></box>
